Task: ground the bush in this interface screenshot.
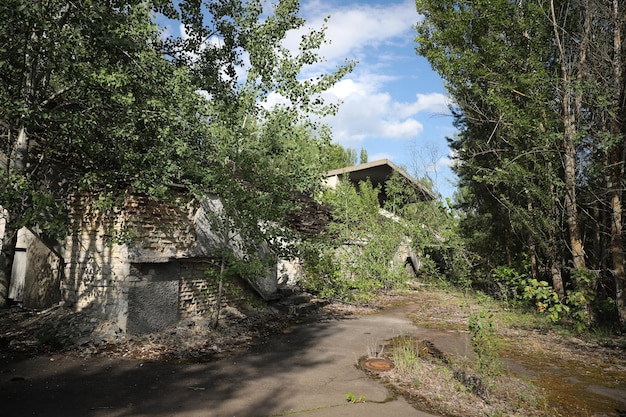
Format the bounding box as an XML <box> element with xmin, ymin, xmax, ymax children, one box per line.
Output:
<box><xmin>300</xmin><ymin>179</ymin><xmax>415</xmax><ymax>302</ymax></box>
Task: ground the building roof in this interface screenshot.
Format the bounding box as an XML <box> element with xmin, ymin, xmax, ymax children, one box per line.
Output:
<box><xmin>326</xmin><ymin>159</ymin><xmax>436</xmax><ymax>202</ymax></box>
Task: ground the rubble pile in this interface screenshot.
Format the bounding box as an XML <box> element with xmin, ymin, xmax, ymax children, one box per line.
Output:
<box><xmin>0</xmin><ymin>303</ymin><xmax>283</xmax><ymax>362</ymax></box>
<box><xmin>0</xmin><ymin>298</ymin><xmax>374</xmax><ymax>362</ymax></box>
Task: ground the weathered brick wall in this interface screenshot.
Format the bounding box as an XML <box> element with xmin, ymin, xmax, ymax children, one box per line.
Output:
<box><xmin>63</xmin><ymin>199</ymin><xmax>129</xmax><ymax>324</ymax></box>
<box><xmin>179</xmin><ymin>260</ymin><xmax>252</xmax><ymax>319</ymax></box>
<box><xmin>63</xmin><ymin>193</ymin><xmax>205</xmax><ymax>331</ymax></box>
<box><xmin>122</xmin><ymin>194</ymin><xmax>197</xmax><ymax>262</ymax></box>
<box><xmin>179</xmin><ymin>260</ymin><xmax>216</xmax><ymax>318</ymax></box>
<box><xmin>63</xmin><ymin>192</ymin><xmax>266</xmax><ymax>333</ymax></box>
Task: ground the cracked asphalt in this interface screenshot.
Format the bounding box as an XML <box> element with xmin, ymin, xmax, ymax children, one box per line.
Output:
<box><xmin>0</xmin><ymin>308</ymin><xmax>440</xmax><ymax>417</ymax></box>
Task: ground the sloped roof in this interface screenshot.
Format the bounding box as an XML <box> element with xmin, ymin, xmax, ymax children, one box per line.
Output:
<box><xmin>326</xmin><ymin>159</ymin><xmax>435</xmax><ymax>202</ymax></box>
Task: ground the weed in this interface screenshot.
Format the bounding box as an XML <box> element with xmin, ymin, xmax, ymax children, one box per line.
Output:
<box><xmin>468</xmin><ymin>309</ymin><xmax>501</xmax><ymax>379</ymax></box>
<box><xmin>391</xmin><ymin>336</ymin><xmax>421</xmax><ymax>377</ymax></box>
<box><xmin>345</xmin><ymin>392</ymin><xmax>366</xmax><ymax>403</ymax></box>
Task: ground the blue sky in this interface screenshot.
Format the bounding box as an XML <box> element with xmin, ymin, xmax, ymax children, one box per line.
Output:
<box><xmin>159</xmin><ymin>0</ymin><xmax>458</xmax><ymax>200</ymax></box>
<box><xmin>294</xmin><ymin>0</ymin><xmax>458</xmax><ymax>201</ymax></box>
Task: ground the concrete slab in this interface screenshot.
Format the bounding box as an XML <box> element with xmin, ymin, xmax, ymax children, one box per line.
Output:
<box><xmin>0</xmin><ymin>312</ymin><xmax>440</xmax><ymax>417</ymax></box>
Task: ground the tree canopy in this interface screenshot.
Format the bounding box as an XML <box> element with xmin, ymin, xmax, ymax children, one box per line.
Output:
<box><xmin>0</xmin><ymin>0</ymin><xmax>354</xmax><ymax>305</ymax></box>
<box><xmin>415</xmin><ymin>0</ymin><xmax>626</xmax><ymax>328</ymax></box>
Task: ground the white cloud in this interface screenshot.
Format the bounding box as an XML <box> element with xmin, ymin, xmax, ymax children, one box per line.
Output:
<box><xmin>287</xmin><ymin>1</ymin><xmax>445</xmax><ymax>148</ymax></box>
<box><xmin>369</xmin><ymin>152</ymin><xmax>393</xmax><ymax>161</ymax></box>
<box><xmin>322</xmin><ymin>85</ymin><xmax>424</xmax><ymax>145</ymax></box>
<box><xmin>283</xmin><ymin>0</ymin><xmax>419</xmax><ymax>81</ymax></box>
<box><xmin>395</xmin><ymin>93</ymin><xmax>452</xmax><ymax>118</ymax></box>
<box><xmin>297</xmin><ymin>0</ymin><xmax>418</xmax><ymax>64</ymax></box>
<box><xmin>327</xmin><ymin>79</ymin><xmax>367</xmax><ymax>100</ymax></box>
<box><xmin>382</xmin><ymin>119</ymin><xmax>424</xmax><ymax>139</ymax></box>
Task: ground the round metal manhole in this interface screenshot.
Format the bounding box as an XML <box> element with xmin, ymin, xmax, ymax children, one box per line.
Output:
<box><xmin>362</xmin><ymin>358</ymin><xmax>394</xmax><ymax>372</ymax></box>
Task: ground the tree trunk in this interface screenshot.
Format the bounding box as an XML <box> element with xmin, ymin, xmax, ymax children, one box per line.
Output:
<box><xmin>609</xmin><ymin>0</ymin><xmax>626</xmax><ymax>327</ymax></box>
<box><xmin>548</xmin><ymin>162</ymin><xmax>565</xmax><ymax>298</ymax></box>
<box><xmin>527</xmin><ymin>199</ymin><xmax>539</xmax><ymax>280</ymax></box>
<box><xmin>550</xmin><ymin>0</ymin><xmax>587</xmax><ymax>273</ymax></box>
<box><xmin>0</xmin><ymin>213</ymin><xmax>16</xmax><ymax>307</ymax></box>
<box><xmin>611</xmin><ymin>188</ymin><xmax>625</xmax><ymax>326</ymax></box>
<box><xmin>212</xmin><ymin>253</ymin><xmax>225</xmax><ymax>329</ymax></box>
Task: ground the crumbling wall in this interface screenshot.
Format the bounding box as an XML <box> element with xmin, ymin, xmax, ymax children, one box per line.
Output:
<box><xmin>17</xmin><ymin>229</ymin><xmax>63</xmax><ymax>309</ymax></box>
<box><xmin>63</xmin><ymin>192</ymin><xmax>262</xmax><ymax>334</ymax></box>
<box><xmin>64</xmin><ymin>193</ymin><xmax>204</xmax><ymax>332</ymax></box>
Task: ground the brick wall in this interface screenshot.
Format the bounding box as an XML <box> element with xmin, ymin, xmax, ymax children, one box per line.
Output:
<box><xmin>63</xmin><ymin>192</ymin><xmax>254</xmax><ymax>333</ymax></box>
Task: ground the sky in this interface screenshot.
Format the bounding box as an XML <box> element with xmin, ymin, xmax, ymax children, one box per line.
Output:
<box><xmin>159</xmin><ymin>0</ymin><xmax>459</xmax><ymax>201</ymax></box>
<box><xmin>291</xmin><ymin>0</ymin><xmax>458</xmax><ymax>200</ymax></box>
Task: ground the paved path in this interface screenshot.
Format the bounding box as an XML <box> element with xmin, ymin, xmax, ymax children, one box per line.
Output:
<box><xmin>0</xmin><ymin>310</ymin><xmax>440</xmax><ymax>417</ymax></box>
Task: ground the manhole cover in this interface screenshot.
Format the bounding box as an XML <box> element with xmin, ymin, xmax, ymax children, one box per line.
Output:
<box><xmin>362</xmin><ymin>358</ymin><xmax>394</xmax><ymax>372</ymax></box>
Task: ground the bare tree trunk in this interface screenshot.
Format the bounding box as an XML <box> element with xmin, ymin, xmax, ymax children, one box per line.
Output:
<box><xmin>550</xmin><ymin>0</ymin><xmax>587</xmax><ymax>273</ymax></box>
<box><xmin>609</xmin><ymin>0</ymin><xmax>626</xmax><ymax>327</ymax></box>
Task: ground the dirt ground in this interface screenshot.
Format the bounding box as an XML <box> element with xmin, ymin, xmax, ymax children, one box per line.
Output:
<box><xmin>0</xmin><ymin>299</ymin><xmax>374</xmax><ymax>363</ymax></box>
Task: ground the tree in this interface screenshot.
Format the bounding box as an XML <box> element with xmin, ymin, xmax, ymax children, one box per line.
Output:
<box><xmin>164</xmin><ymin>0</ymin><xmax>354</xmax><ymax>267</ymax></box>
<box><xmin>321</xmin><ymin>144</ymin><xmax>359</xmax><ymax>171</ymax></box>
<box><xmin>0</xmin><ymin>0</ymin><xmax>209</xmax><ymax>306</ymax></box>
<box><xmin>415</xmin><ymin>0</ymin><xmax>626</xmax><ymax>328</ymax></box>
<box><xmin>0</xmin><ymin>0</ymin><xmax>354</xmax><ymax>306</ymax></box>
<box><xmin>359</xmin><ymin>148</ymin><xmax>368</xmax><ymax>164</ymax></box>
<box><xmin>417</xmin><ymin>0</ymin><xmax>626</xmax><ymax>326</ymax></box>
<box><xmin>415</xmin><ymin>0</ymin><xmax>563</xmax><ymax>276</ymax></box>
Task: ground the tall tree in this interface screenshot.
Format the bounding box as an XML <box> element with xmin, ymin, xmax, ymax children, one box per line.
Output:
<box><xmin>415</xmin><ymin>0</ymin><xmax>563</xmax><ymax>277</ymax></box>
<box><xmin>0</xmin><ymin>0</ymin><xmax>208</xmax><ymax>306</ymax></box>
<box><xmin>321</xmin><ymin>144</ymin><xmax>359</xmax><ymax>171</ymax></box>
<box><xmin>359</xmin><ymin>148</ymin><xmax>368</xmax><ymax>164</ymax></box>
<box><xmin>415</xmin><ymin>0</ymin><xmax>626</xmax><ymax>327</ymax></box>
<box><xmin>0</xmin><ymin>0</ymin><xmax>354</xmax><ymax>306</ymax></box>
<box><xmin>163</xmin><ymin>0</ymin><xmax>354</xmax><ymax>260</ymax></box>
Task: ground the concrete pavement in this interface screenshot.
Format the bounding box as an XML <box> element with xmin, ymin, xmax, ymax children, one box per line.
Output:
<box><xmin>0</xmin><ymin>311</ymin><xmax>440</xmax><ymax>417</ymax></box>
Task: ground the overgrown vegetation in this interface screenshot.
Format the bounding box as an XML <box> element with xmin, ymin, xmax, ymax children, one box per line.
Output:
<box><xmin>385</xmin><ymin>308</ymin><xmax>552</xmax><ymax>417</ymax></box>
<box><xmin>415</xmin><ymin>0</ymin><xmax>626</xmax><ymax>331</ymax></box>
<box><xmin>300</xmin><ymin>179</ymin><xmax>408</xmax><ymax>301</ymax></box>
<box><xmin>299</xmin><ymin>172</ymin><xmax>460</xmax><ymax>303</ymax></box>
<box><xmin>0</xmin><ymin>0</ymin><xmax>354</xmax><ymax>305</ymax></box>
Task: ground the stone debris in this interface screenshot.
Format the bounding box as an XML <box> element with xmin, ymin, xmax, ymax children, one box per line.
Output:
<box><xmin>0</xmin><ymin>298</ymin><xmax>368</xmax><ymax>362</ymax></box>
<box><xmin>0</xmin><ymin>301</ymin><xmax>283</xmax><ymax>362</ymax></box>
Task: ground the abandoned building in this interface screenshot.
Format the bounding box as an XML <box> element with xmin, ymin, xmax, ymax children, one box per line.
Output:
<box><xmin>325</xmin><ymin>159</ymin><xmax>435</xmax><ymax>203</ymax></box>
<box><xmin>1</xmin><ymin>159</ymin><xmax>433</xmax><ymax>334</ymax></box>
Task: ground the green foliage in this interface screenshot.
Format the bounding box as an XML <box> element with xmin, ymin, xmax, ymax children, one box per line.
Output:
<box><xmin>359</xmin><ymin>148</ymin><xmax>368</xmax><ymax>165</ymax></box>
<box><xmin>345</xmin><ymin>392</ymin><xmax>366</xmax><ymax>404</ymax></box>
<box><xmin>488</xmin><ymin>265</ymin><xmax>593</xmax><ymax>330</ymax></box>
<box><xmin>468</xmin><ymin>310</ymin><xmax>501</xmax><ymax>381</ymax></box>
<box><xmin>301</xmin><ymin>179</ymin><xmax>413</xmax><ymax>302</ymax></box>
<box><xmin>320</xmin><ymin>144</ymin><xmax>359</xmax><ymax>171</ymax></box>
<box><xmin>0</xmin><ymin>0</ymin><xmax>208</xmax><ymax>236</ymax></box>
<box><xmin>415</xmin><ymin>0</ymin><xmax>626</xmax><ymax>329</ymax></box>
<box><xmin>522</xmin><ymin>279</ymin><xmax>568</xmax><ymax>323</ymax></box>
<box><xmin>0</xmin><ymin>0</ymin><xmax>354</xmax><ymax>298</ymax></box>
